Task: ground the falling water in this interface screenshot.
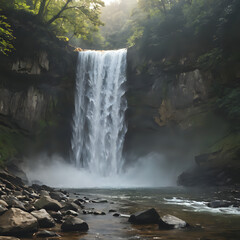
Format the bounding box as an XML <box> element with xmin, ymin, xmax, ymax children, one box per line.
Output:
<box><xmin>71</xmin><ymin>49</ymin><xmax>127</xmax><ymax>176</ymax></box>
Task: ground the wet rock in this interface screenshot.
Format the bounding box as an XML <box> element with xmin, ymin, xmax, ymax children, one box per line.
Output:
<box><xmin>0</xmin><ymin>205</ymin><xmax>8</xmax><ymax>215</ymax></box>
<box><xmin>40</xmin><ymin>190</ymin><xmax>50</xmax><ymax>197</ymax></box>
<box><xmin>31</xmin><ymin>184</ymin><xmax>53</xmax><ymax>193</ymax></box>
<box><xmin>35</xmin><ymin>230</ymin><xmax>60</xmax><ymax>238</ymax></box>
<box><xmin>25</xmin><ymin>203</ymin><xmax>36</xmax><ymax>212</ymax></box>
<box><xmin>0</xmin><ymin>208</ymin><xmax>38</xmax><ymax>235</ymax></box>
<box><xmin>34</xmin><ymin>196</ymin><xmax>62</xmax><ymax>211</ymax></box>
<box><xmin>0</xmin><ymin>200</ymin><xmax>8</xmax><ymax>208</ymax></box>
<box><xmin>48</xmin><ymin>211</ymin><xmax>63</xmax><ymax>223</ymax></box>
<box><xmin>64</xmin><ymin>210</ymin><xmax>78</xmax><ymax>216</ymax></box>
<box><xmin>207</xmin><ymin>200</ymin><xmax>232</xmax><ymax>208</ymax></box>
<box><xmin>50</xmin><ymin>191</ymin><xmax>66</xmax><ymax>201</ymax></box>
<box><xmin>113</xmin><ymin>213</ymin><xmax>120</xmax><ymax>217</ymax></box>
<box><xmin>93</xmin><ymin>211</ymin><xmax>106</xmax><ymax>215</ymax></box>
<box><xmin>4</xmin><ymin>196</ymin><xmax>26</xmax><ymax>211</ymax></box>
<box><xmin>159</xmin><ymin>215</ymin><xmax>189</xmax><ymax>229</ymax></box>
<box><xmin>109</xmin><ymin>209</ymin><xmax>117</xmax><ymax>213</ymax></box>
<box><xmin>74</xmin><ymin>199</ymin><xmax>85</xmax><ymax>208</ymax></box>
<box><xmin>92</xmin><ymin>199</ymin><xmax>108</xmax><ymax>203</ymax></box>
<box><xmin>83</xmin><ymin>210</ymin><xmax>93</xmax><ymax>215</ymax></box>
<box><xmin>61</xmin><ymin>216</ymin><xmax>89</xmax><ymax>232</ymax></box>
<box><xmin>62</xmin><ymin>202</ymin><xmax>79</xmax><ymax>212</ymax></box>
<box><xmin>31</xmin><ymin>209</ymin><xmax>55</xmax><ymax>228</ymax></box>
<box><xmin>128</xmin><ymin>208</ymin><xmax>160</xmax><ymax>224</ymax></box>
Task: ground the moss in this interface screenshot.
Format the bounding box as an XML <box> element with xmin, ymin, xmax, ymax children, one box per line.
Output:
<box><xmin>0</xmin><ymin>126</ymin><xmax>18</xmax><ymax>165</ymax></box>
<box><xmin>209</xmin><ymin>132</ymin><xmax>240</xmax><ymax>154</ymax></box>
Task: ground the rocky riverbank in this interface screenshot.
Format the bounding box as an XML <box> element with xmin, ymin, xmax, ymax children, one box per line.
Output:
<box><xmin>0</xmin><ymin>168</ymin><xmax>240</xmax><ymax>239</ymax></box>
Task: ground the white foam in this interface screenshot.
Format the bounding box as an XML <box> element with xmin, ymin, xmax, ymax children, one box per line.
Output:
<box><xmin>164</xmin><ymin>197</ymin><xmax>240</xmax><ymax>215</ymax></box>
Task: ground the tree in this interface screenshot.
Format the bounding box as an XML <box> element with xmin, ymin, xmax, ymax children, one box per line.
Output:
<box><xmin>0</xmin><ymin>12</ymin><xmax>15</xmax><ymax>55</ymax></box>
<box><xmin>1</xmin><ymin>0</ymin><xmax>105</xmax><ymax>41</ymax></box>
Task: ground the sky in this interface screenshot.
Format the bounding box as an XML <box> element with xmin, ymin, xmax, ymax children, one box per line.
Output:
<box><xmin>103</xmin><ymin>0</ymin><xmax>119</xmax><ymax>5</ymax></box>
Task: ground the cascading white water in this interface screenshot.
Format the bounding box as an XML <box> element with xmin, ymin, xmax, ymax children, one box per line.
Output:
<box><xmin>71</xmin><ymin>49</ymin><xmax>127</xmax><ymax>176</ymax></box>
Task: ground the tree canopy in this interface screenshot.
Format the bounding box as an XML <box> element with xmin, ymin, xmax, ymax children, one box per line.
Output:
<box><xmin>0</xmin><ymin>0</ymin><xmax>105</xmax><ymax>42</ymax></box>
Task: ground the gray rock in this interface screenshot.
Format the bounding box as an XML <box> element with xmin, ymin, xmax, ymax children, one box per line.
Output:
<box><xmin>113</xmin><ymin>213</ymin><xmax>120</xmax><ymax>217</ymax></box>
<box><xmin>50</xmin><ymin>191</ymin><xmax>66</xmax><ymax>201</ymax></box>
<box><xmin>35</xmin><ymin>230</ymin><xmax>60</xmax><ymax>238</ymax></box>
<box><xmin>48</xmin><ymin>210</ymin><xmax>62</xmax><ymax>223</ymax></box>
<box><xmin>159</xmin><ymin>215</ymin><xmax>189</xmax><ymax>229</ymax></box>
<box><xmin>4</xmin><ymin>196</ymin><xmax>26</xmax><ymax>211</ymax></box>
<box><xmin>64</xmin><ymin>210</ymin><xmax>78</xmax><ymax>216</ymax></box>
<box><xmin>31</xmin><ymin>209</ymin><xmax>55</xmax><ymax>228</ymax></box>
<box><xmin>0</xmin><ymin>205</ymin><xmax>8</xmax><ymax>215</ymax></box>
<box><xmin>34</xmin><ymin>196</ymin><xmax>62</xmax><ymax>211</ymax></box>
<box><xmin>128</xmin><ymin>208</ymin><xmax>160</xmax><ymax>224</ymax></box>
<box><xmin>62</xmin><ymin>202</ymin><xmax>79</xmax><ymax>212</ymax></box>
<box><xmin>0</xmin><ymin>200</ymin><xmax>8</xmax><ymax>208</ymax></box>
<box><xmin>0</xmin><ymin>208</ymin><xmax>38</xmax><ymax>235</ymax></box>
<box><xmin>93</xmin><ymin>211</ymin><xmax>106</xmax><ymax>215</ymax></box>
<box><xmin>61</xmin><ymin>216</ymin><xmax>89</xmax><ymax>232</ymax></box>
<box><xmin>207</xmin><ymin>200</ymin><xmax>232</xmax><ymax>208</ymax></box>
<box><xmin>40</xmin><ymin>190</ymin><xmax>50</xmax><ymax>197</ymax></box>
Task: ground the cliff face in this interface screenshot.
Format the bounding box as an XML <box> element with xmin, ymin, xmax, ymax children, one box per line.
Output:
<box><xmin>126</xmin><ymin>47</ymin><xmax>240</xmax><ymax>186</ymax></box>
<box><xmin>0</xmin><ymin>11</ymin><xmax>77</xmax><ymax>164</ymax></box>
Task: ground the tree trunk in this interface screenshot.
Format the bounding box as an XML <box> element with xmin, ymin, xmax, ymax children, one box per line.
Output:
<box><xmin>38</xmin><ymin>0</ymin><xmax>47</xmax><ymax>20</ymax></box>
<box><xmin>160</xmin><ymin>0</ymin><xmax>167</xmax><ymax>15</ymax></box>
<box><xmin>47</xmin><ymin>0</ymin><xmax>72</xmax><ymax>25</ymax></box>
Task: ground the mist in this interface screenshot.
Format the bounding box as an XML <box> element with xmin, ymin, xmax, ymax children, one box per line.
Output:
<box><xmin>23</xmin><ymin>152</ymin><xmax>185</xmax><ymax>188</ymax></box>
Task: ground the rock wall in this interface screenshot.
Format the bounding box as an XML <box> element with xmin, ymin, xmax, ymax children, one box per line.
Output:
<box><xmin>126</xmin><ymin>47</ymin><xmax>240</xmax><ymax>186</ymax></box>
<box><xmin>0</xmin><ymin>12</ymin><xmax>77</xmax><ymax>164</ymax></box>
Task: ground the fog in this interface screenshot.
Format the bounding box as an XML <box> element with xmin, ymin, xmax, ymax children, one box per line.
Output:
<box><xmin>23</xmin><ymin>152</ymin><xmax>185</xmax><ymax>188</ymax></box>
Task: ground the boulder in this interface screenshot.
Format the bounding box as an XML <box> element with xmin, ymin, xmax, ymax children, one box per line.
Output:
<box><xmin>64</xmin><ymin>210</ymin><xmax>78</xmax><ymax>216</ymax></box>
<box><xmin>31</xmin><ymin>209</ymin><xmax>55</xmax><ymax>228</ymax></box>
<box><xmin>62</xmin><ymin>202</ymin><xmax>79</xmax><ymax>212</ymax></box>
<box><xmin>39</xmin><ymin>190</ymin><xmax>50</xmax><ymax>197</ymax></box>
<box><xmin>0</xmin><ymin>208</ymin><xmax>38</xmax><ymax>235</ymax></box>
<box><xmin>34</xmin><ymin>196</ymin><xmax>62</xmax><ymax>211</ymax></box>
<box><xmin>50</xmin><ymin>191</ymin><xmax>66</xmax><ymax>201</ymax></box>
<box><xmin>48</xmin><ymin>211</ymin><xmax>63</xmax><ymax>223</ymax></box>
<box><xmin>159</xmin><ymin>215</ymin><xmax>189</xmax><ymax>229</ymax></box>
<box><xmin>61</xmin><ymin>216</ymin><xmax>89</xmax><ymax>232</ymax></box>
<box><xmin>35</xmin><ymin>230</ymin><xmax>60</xmax><ymax>238</ymax></box>
<box><xmin>0</xmin><ymin>199</ymin><xmax>8</xmax><ymax>208</ymax></box>
<box><xmin>4</xmin><ymin>196</ymin><xmax>26</xmax><ymax>211</ymax></box>
<box><xmin>0</xmin><ymin>205</ymin><xmax>8</xmax><ymax>215</ymax></box>
<box><xmin>207</xmin><ymin>200</ymin><xmax>232</xmax><ymax>208</ymax></box>
<box><xmin>128</xmin><ymin>208</ymin><xmax>160</xmax><ymax>224</ymax></box>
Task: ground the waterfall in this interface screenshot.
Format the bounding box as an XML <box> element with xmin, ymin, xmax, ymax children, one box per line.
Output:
<box><xmin>71</xmin><ymin>49</ymin><xmax>127</xmax><ymax>176</ymax></box>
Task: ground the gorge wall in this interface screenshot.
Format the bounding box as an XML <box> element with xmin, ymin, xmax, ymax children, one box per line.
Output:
<box><xmin>126</xmin><ymin>47</ymin><xmax>240</xmax><ymax>186</ymax></box>
<box><xmin>0</xmin><ymin>10</ymin><xmax>77</xmax><ymax>166</ymax></box>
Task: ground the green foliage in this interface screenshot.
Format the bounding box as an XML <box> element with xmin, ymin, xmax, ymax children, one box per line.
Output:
<box><xmin>197</xmin><ymin>48</ymin><xmax>223</xmax><ymax>69</ymax></box>
<box><xmin>127</xmin><ymin>0</ymin><xmax>240</xmax><ymax>65</ymax></box>
<box><xmin>0</xmin><ymin>126</ymin><xmax>18</xmax><ymax>164</ymax></box>
<box><xmin>216</xmin><ymin>88</ymin><xmax>240</xmax><ymax>123</ymax></box>
<box><xmin>0</xmin><ymin>12</ymin><xmax>15</xmax><ymax>55</ymax></box>
<box><xmin>1</xmin><ymin>0</ymin><xmax>105</xmax><ymax>43</ymax></box>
